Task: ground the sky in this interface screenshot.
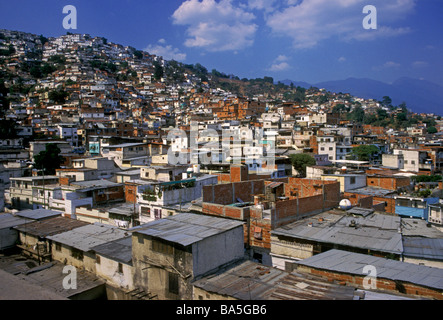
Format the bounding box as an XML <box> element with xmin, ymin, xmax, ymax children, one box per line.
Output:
<box><xmin>1</xmin><ymin>0</ymin><xmax>442</xmax><ymax>86</ymax></box>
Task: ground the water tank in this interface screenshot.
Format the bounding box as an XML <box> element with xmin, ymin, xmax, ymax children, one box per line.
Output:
<box><xmin>339</xmin><ymin>199</ymin><xmax>352</xmax><ymax>210</ymax></box>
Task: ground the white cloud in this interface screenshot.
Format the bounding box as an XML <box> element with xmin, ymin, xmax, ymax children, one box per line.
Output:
<box><xmin>372</xmin><ymin>60</ymin><xmax>401</xmax><ymax>70</ymax></box>
<box><xmin>412</xmin><ymin>61</ymin><xmax>428</xmax><ymax>68</ymax></box>
<box><xmin>275</xmin><ymin>54</ymin><xmax>289</xmax><ymax>62</ymax></box>
<box><xmin>247</xmin><ymin>0</ymin><xmax>277</xmax><ymax>12</ymax></box>
<box><xmin>264</xmin><ymin>0</ymin><xmax>416</xmax><ymax>49</ymax></box>
<box><xmin>145</xmin><ymin>40</ymin><xmax>187</xmax><ymax>61</ymax></box>
<box><xmin>172</xmin><ymin>0</ymin><xmax>258</xmax><ymax>52</ymax></box>
<box><xmin>267</xmin><ymin>55</ymin><xmax>291</xmax><ymax>71</ymax></box>
<box><xmin>268</xmin><ymin>62</ymin><xmax>291</xmax><ymax>71</ymax></box>
<box><xmin>338</xmin><ymin>56</ymin><xmax>346</xmax><ymax>62</ymax></box>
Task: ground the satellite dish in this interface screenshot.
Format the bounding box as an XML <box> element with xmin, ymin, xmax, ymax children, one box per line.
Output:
<box><xmin>339</xmin><ymin>199</ymin><xmax>352</xmax><ymax>210</ymax></box>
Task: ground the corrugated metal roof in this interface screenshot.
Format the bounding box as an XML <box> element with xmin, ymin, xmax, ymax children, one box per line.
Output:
<box><xmin>297</xmin><ymin>249</ymin><xmax>443</xmax><ymax>291</ymax></box>
<box><xmin>401</xmin><ymin>218</ymin><xmax>443</xmax><ymax>238</ymax></box>
<box><xmin>193</xmin><ymin>260</ymin><xmax>356</xmax><ymax>300</ymax></box>
<box><xmin>91</xmin><ymin>236</ymin><xmax>133</xmax><ymax>265</ymax></box>
<box><xmin>14</xmin><ymin>209</ymin><xmax>62</xmax><ymax>221</ymax></box>
<box><xmin>135</xmin><ymin>213</ymin><xmax>244</xmax><ymax>247</ymax></box>
<box><xmin>70</xmin><ymin>179</ymin><xmax>122</xmax><ymax>190</ymax></box>
<box><xmin>403</xmin><ymin>237</ymin><xmax>443</xmax><ymax>260</ymax></box>
<box><xmin>46</xmin><ymin>223</ymin><xmax>130</xmax><ymax>252</ymax></box>
<box><xmin>0</xmin><ymin>213</ymin><xmax>30</xmax><ymax>229</ymax></box>
<box><xmin>13</xmin><ymin>216</ymin><xmax>89</xmax><ymax>237</ymax></box>
<box><xmin>272</xmin><ymin>211</ymin><xmax>403</xmax><ymax>254</ymax></box>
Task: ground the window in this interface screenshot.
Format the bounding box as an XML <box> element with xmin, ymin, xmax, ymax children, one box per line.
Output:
<box><xmin>411</xmin><ymin>160</ymin><xmax>415</xmax><ymax>165</ymax></box>
<box><xmin>329</xmin><ymin>147</ymin><xmax>333</xmax><ymax>151</ymax></box>
<box><xmin>350</xmin><ymin>177</ymin><xmax>356</xmax><ymax>184</ymax></box>
<box><xmin>96</xmin><ymin>255</ymin><xmax>101</xmax><ymax>264</ymax></box>
<box><xmin>71</xmin><ymin>248</ymin><xmax>84</xmax><ymax>261</ymax></box>
<box><xmin>152</xmin><ymin>240</ymin><xmax>173</xmax><ymax>255</ymax></box>
<box><xmin>168</xmin><ymin>272</ymin><xmax>179</xmax><ymax>295</ymax></box>
<box><xmin>118</xmin><ymin>263</ymin><xmax>123</xmax><ymax>273</ymax></box>
<box><xmin>55</xmin><ymin>242</ymin><xmax>61</xmax><ymax>251</ymax></box>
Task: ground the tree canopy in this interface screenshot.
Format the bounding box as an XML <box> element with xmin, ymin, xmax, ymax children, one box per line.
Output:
<box><xmin>289</xmin><ymin>153</ymin><xmax>316</xmax><ymax>177</ymax></box>
<box><xmin>349</xmin><ymin>145</ymin><xmax>379</xmax><ymax>161</ymax></box>
<box><xmin>34</xmin><ymin>143</ymin><xmax>65</xmax><ymax>175</ymax></box>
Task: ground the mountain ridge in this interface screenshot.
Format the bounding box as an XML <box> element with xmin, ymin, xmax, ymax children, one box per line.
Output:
<box><xmin>281</xmin><ymin>77</ymin><xmax>443</xmax><ymax>115</ymax></box>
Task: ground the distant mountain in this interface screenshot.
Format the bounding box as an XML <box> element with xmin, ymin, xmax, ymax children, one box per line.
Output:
<box><xmin>281</xmin><ymin>77</ymin><xmax>443</xmax><ymax>115</ymax></box>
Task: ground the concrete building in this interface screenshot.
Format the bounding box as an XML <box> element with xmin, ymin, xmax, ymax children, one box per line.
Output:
<box><xmin>91</xmin><ymin>236</ymin><xmax>138</xmax><ymax>299</ymax></box>
<box><xmin>13</xmin><ymin>215</ymin><xmax>89</xmax><ymax>262</ymax></box>
<box><xmin>56</xmin><ymin>157</ymin><xmax>117</xmax><ymax>181</ymax></box>
<box><xmin>47</xmin><ymin>223</ymin><xmax>129</xmax><ymax>273</ymax></box>
<box><xmin>270</xmin><ymin>208</ymin><xmax>403</xmax><ymax>270</ymax></box>
<box><xmin>7</xmin><ymin>176</ymin><xmax>60</xmax><ymax>210</ymax></box>
<box><xmin>131</xmin><ymin>213</ymin><xmax>245</xmax><ymax>300</ymax></box>
<box><xmin>382</xmin><ymin>154</ymin><xmax>404</xmax><ymax>169</ymax></box>
<box><xmin>0</xmin><ymin>213</ymin><xmax>30</xmax><ymax>251</ymax></box>
<box><xmin>394</xmin><ymin>196</ymin><xmax>439</xmax><ymax>220</ymax></box>
<box><xmin>321</xmin><ymin>173</ymin><xmax>367</xmax><ymax>193</ymax></box>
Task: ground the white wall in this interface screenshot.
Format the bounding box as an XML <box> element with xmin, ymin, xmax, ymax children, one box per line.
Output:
<box><xmin>192</xmin><ymin>227</ymin><xmax>244</xmax><ymax>278</ymax></box>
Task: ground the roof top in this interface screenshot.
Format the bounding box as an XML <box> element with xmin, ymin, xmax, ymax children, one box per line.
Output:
<box><xmin>272</xmin><ymin>211</ymin><xmax>403</xmax><ymax>254</ymax></box>
<box><xmin>296</xmin><ymin>249</ymin><xmax>443</xmax><ymax>291</ymax></box>
<box><xmin>13</xmin><ymin>216</ymin><xmax>89</xmax><ymax>237</ymax></box>
<box><xmin>403</xmin><ymin>237</ymin><xmax>443</xmax><ymax>261</ymax></box>
<box><xmin>104</xmin><ymin>143</ymin><xmax>147</xmax><ymax>148</ymax></box>
<box><xmin>14</xmin><ymin>209</ymin><xmax>62</xmax><ymax>221</ymax></box>
<box><xmin>193</xmin><ymin>260</ymin><xmax>356</xmax><ymax>300</ymax></box>
<box><xmin>70</xmin><ymin>179</ymin><xmax>122</xmax><ymax>190</ymax></box>
<box><xmin>133</xmin><ymin>213</ymin><xmax>244</xmax><ymax>247</ymax></box>
<box><xmin>91</xmin><ymin>236</ymin><xmax>132</xmax><ymax>265</ymax></box>
<box><xmin>348</xmin><ymin>186</ymin><xmax>397</xmax><ymax>197</ymax></box>
<box><xmin>401</xmin><ymin>218</ymin><xmax>443</xmax><ymax>238</ymax></box>
<box><xmin>46</xmin><ymin>223</ymin><xmax>130</xmax><ymax>252</ymax></box>
<box><xmin>0</xmin><ymin>213</ymin><xmax>30</xmax><ymax>229</ymax></box>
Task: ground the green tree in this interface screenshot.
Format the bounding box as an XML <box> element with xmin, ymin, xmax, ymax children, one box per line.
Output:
<box><xmin>349</xmin><ymin>145</ymin><xmax>379</xmax><ymax>161</ymax></box>
<box><xmin>0</xmin><ymin>119</ymin><xmax>17</xmax><ymax>138</ymax></box>
<box><xmin>34</xmin><ymin>143</ymin><xmax>65</xmax><ymax>175</ymax></box>
<box><xmin>381</xmin><ymin>96</ymin><xmax>392</xmax><ymax>107</ymax></box>
<box><xmin>290</xmin><ymin>153</ymin><xmax>316</xmax><ymax>177</ymax></box>
<box><xmin>153</xmin><ymin>61</ymin><xmax>164</xmax><ymax>81</ymax></box>
<box><xmin>427</xmin><ymin>126</ymin><xmax>438</xmax><ymax>134</ymax></box>
<box><xmin>49</xmin><ymin>89</ymin><xmax>69</xmax><ymax>104</ymax></box>
<box><xmin>348</xmin><ymin>105</ymin><xmax>365</xmax><ymax>123</ymax></box>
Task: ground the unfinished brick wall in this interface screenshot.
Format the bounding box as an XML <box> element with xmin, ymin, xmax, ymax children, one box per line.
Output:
<box><xmin>201</xmin><ymin>203</ymin><xmax>250</xmax><ymax>220</ymax></box>
<box><xmin>375</xmin><ymin>196</ymin><xmax>396</xmax><ymax>214</ymax></box>
<box><xmin>202</xmin><ymin>180</ymin><xmax>265</xmax><ymax>205</ymax></box>
<box><xmin>367</xmin><ymin>176</ymin><xmax>410</xmax><ymax>191</ymax></box>
<box><xmin>125</xmin><ymin>183</ymin><xmax>138</xmax><ymax>203</ymax></box>
<box><xmin>284</xmin><ymin>178</ymin><xmax>339</xmax><ymax>202</ymax></box>
<box><xmin>249</xmin><ymin>217</ymin><xmax>272</xmax><ymax>250</ymax></box>
<box><xmin>343</xmin><ymin>192</ymin><xmax>373</xmax><ymax>208</ymax></box>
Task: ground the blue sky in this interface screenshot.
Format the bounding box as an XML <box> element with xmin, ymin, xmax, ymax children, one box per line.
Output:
<box><xmin>1</xmin><ymin>0</ymin><xmax>442</xmax><ymax>86</ymax></box>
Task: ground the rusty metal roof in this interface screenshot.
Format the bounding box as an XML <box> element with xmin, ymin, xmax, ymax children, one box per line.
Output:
<box><xmin>193</xmin><ymin>260</ymin><xmax>356</xmax><ymax>300</ymax></box>
<box><xmin>13</xmin><ymin>216</ymin><xmax>90</xmax><ymax>237</ymax></box>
